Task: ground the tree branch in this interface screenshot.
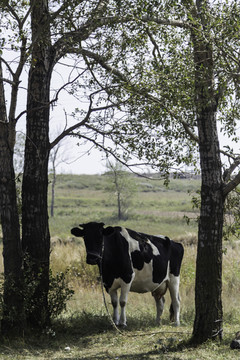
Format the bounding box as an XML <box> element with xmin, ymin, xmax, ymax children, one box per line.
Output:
<box><xmin>50</xmin><ymin>94</ymin><xmax>95</xmax><ymax>149</ymax></box>
<box><xmin>3</xmin><ymin>1</ymin><xmax>32</xmax><ymax>29</ymax></box>
<box><xmin>141</xmin><ymin>15</ymin><xmax>190</xmax><ymax>29</ymax></box>
<box><xmin>50</xmin><ymin>90</ymin><xmax>124</xmax><ymax>150</ymax></box>
<box><xmin>8</xmin><ymin>36</ymin><xmax>28</xmax><ymax>124</ymax></box>
<box><xmin>0</xmin><ymin>57</ymin><xmax>15</xmax><ymax>78</ymax></box>
<box><xmin>223</xmin><ymin>156</ymin><xmax>240</xmax><ymax>182</ymax></box>
<box><xmin>52</xmin><ymin>1</ymin><xmax>113</xmax><ymax>64</ymax></box>
<box><xmin>80</xmin><ymin>48</ymin><xmax>199</xmax><ymax>144</ymax></box>
<box><xmin>223</xmin><ymin>171</ymin><xmax>240</xmax><ymax>197</ymax></box>
<box><xmin>68</xmin><ymin>131</ymin><xmax>154</xmax><ymax>177</ymax></box>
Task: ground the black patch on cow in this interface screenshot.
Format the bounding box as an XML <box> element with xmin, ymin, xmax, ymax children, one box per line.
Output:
<box><xmin>131</xmin><ymin>251</ymin><xmax>143</xmax><ymax>270</ymax></box>
<box><xmin>135</xmin><ymin>231</ymin><xmax>184</xmax><ymax>277</ymax></box>
<box><xmin>127</xmin><ymin>229</ymin><xmax>149</xmax><ymax>243</ymax></box>
<box><xmin>152</xmin><ymin>254</ymin><xmax>169</xmax><ymax>284</ymax></box>
<box><xmin>168</xmin><ymin>241</ymin><xmax>184</xmax><ymax>276</ymax></box>
<box><xmin>140</xmin><ymin>235</ymin><xmax>171</xmax><ymax>284</ymax></box>
<box><xmin>102</xmin><ymin>227</ymin><xmax>134</xmax><ymax>292</ymax></box>
<box><xmin>127</xmin><ymin>228</ymin><xmax>172</xmax><ymax>285</ymax></box>
<box><xmin>130</xmin><ymin>242</ymin><xmax>153</xmax><ymax>270</ymax></box>
<box><xmin>127</xmin><ymin>229</ymin><xmax>153</xmax><ymax>270</ymax></box>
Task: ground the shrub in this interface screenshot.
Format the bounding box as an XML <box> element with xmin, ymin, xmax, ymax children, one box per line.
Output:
<box><xmin>0</xmin><ymin>266</ymin><xmax>74</xmax><ymax>326</ymax></box>
<box><xmin>48</xmin><ymin>269</ymin><xmax>74</xmax><ymax>319</ymax></box>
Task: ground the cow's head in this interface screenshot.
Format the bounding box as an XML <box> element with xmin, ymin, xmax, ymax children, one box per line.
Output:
<box><xmin>71</xmin><ymin>222</ymin><xmax>112</xmax><ymax>265</ymax></box>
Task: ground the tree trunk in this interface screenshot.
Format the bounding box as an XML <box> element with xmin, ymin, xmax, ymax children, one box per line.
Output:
<box><xmin>0</xmin><ymin>62</ymin><xmax>24</xmax><ymax>334</ymax></box>
<box><xmin>113</xmin><ymin>168</ymin><xmax>123</xmax><ymax>220</ymax></box>
<box><xmin>193</xmin><ymin>113</ymin><xmax>224</xmax><ymax>343</ymax></box>
<box><xmin>117</xmin><ymin>191</ymin><xmax>122</xmax><ymax>220</ymax></box>
<box><xmin>191</xmin><ymin>3</ymin><xmax>224</xmax><ymax>342</ymax></box>
<box><xmin>21</xmin><ymin>0</ymin><xmax>52</xmax><ymax>327</ymax></box>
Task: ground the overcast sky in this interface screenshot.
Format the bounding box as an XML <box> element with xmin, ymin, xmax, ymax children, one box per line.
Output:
<box><xmin>55</xmin><ymin>142</ymin><xmax>107</xmax><ymax>175</ymax></box>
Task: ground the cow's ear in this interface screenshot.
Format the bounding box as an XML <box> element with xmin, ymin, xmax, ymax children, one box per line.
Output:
<box><xmin>71</xmin><ymin>227</ymin><xmax>84</xmax><ymax>237</ymax></box>
<box><xmin>103</xmin><ymin>226</ymin><xmax>115</xmax><ymax>236</ymax></box>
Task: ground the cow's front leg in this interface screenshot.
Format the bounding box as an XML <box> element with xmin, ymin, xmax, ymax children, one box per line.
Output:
<box><xmin>109</xmin><ymin>289</ymin><xmax>119</xmax><ymax>325</ymax></box>
<box><xmin>119</xmin><ymin>282</ymin><xmax>132</xmax><ymax>326</ymax></box>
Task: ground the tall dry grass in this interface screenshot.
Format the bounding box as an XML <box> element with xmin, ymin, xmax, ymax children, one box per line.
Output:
<box><xmin>49</xmin><ymin>234</ymin><xmax>240</xmax><ymax>326</ymax></box>
<box><xmin>0</xmin><ymin>236</ymin><xmax>240</xmax><ymax>326</ymax></box>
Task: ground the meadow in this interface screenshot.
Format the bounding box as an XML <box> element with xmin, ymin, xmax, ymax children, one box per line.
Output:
<box><xmin>1</xmin><ymin>173</ymin><xmax>240</xmax><ymax>359</ymax></box>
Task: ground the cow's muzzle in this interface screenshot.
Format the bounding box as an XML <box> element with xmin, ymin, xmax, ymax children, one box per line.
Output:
<box><xmin>86</xmin><ymin>252</ymin><xmax>102</xmax><ymax>265</ymax></box>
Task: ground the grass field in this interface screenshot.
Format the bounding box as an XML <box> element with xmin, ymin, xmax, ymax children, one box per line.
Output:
<box><xmin>1</xmin><ymin>174</ymin><xmax>240</xmax><ymax>359</ymax></box>
<box><xmin>49</xmin><ymin>174</ymin><xmax>199</xmax><ymax>239</ymax></box>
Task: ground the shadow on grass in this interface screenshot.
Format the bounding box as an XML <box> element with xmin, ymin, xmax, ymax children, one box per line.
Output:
<box><xmin>54</xmin><ymin>311</ymin><xmax>115</xmax><ymax>336</ymax></box>
<box><xmin>55</xmin><ymin>351</ymin><xmax>181</xmax><ymax>360</ymax></box>
<box><xmin>53</xmin><ymin>310</ymin><xmax>167</xmax><ymax>337</ymax></box>
<box><xmin>0</xmin><ymin>311</ymin><xmax>192</xmax><ymax>359</ymax></box>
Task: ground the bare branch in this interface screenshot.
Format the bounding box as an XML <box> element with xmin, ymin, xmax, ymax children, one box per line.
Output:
<box><xmin>50</xmin><ymin>91</ymin><xmax>124</xmax><ymax>149</ymax></box>
<box><xmin>68</xmin><ymin>131</ymin><xmax>154</xmax><ymax>177</ymax></box>
<box><xmin>2</xmin><ymin>1</ymin><xmax>31</xmax><ymax>28</ymax></box>
<box><xmin>223</xmin><ymin>156</ymin><xmax>240</xmax><ymax>182</ymax></box>
<box><xmin>9</xmin><ymin>36</ymin><xmax>28</xmax><ymax>123</ymax></box>
<box><xmin>4</xmin><ymin>2</ymin><xmax>22</xmax><ymax>28</ymax></box>
<box><xmin>50</xmin><ymin>95</ymin><xmax>94</xmax><ymax>149</ymax></box>
<box><xmin>0</xmin><ymin>77</ymin><xmax>15</xmax><ymax>86</ymax></box>
<box><xmin>15</xmin><ymin>70</ymin><xmax>85</xmax><ymax>123</ymax></box>
<box><xmin>141</xmin><ymin>15</ymin><xmax>189</xmax><ymax>29</ymax></box>
<box><xmin>223</xmin><ymin>171</ymin><xmax>240</xmax><ymax>197</ymax></box>
<box><xmin>146</xmin><ymin>27</ymin><xmax>164</xmax><ymax>65</ymax></box>
<box><xmin>0</xmin><ymin>57</ymin><xmax>15</xmax><ymax>78</ymax></box>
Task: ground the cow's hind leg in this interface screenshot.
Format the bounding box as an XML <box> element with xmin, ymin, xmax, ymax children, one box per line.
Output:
<box><xmin>119</xmin><ymin>281</ymin><xmax>132</xmax><ymax>326</ymax></box>
<box><xmin>152</xmin><ymin>287</ymin><xmax>166</xmax><ymax>325</ymax></box>
<box><xmin>109</xmin><ymin>289</ymin><xmax>119</xmax><ymax>325</ymax></box>
<box><xmin>156</xmin><ymin>296</ymin><xmax>165</xmax><ymax>325</ymax></box>
<box><xmin>168</xmin><ymin>274</ymin><xmax>180</xmax><ymax>326</ymax></box>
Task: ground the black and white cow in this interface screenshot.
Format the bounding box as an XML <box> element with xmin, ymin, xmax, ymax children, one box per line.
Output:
<box><xmin>71</xmin><ymin>222</ymin><xmax>184</xmax><ymax>327</ymax></box>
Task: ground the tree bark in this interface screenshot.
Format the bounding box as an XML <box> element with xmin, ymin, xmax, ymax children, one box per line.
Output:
<box><xmin>191</xmin><ymin>1</ymin><xmax>224</xmax><ymax>342</ymax></box>
<box><xmin>21</xmin><ymin>0</ymin><xmax>52</xmax><ymax>327</ymax></box>
<box><xmin>0</xmin><ymin>61</ymin><xmax>24</xmax><ymax>334</ymax></box>
<box><xmin>193</xmin><ymin>111</ymin><xmax>224</xmax><ymax>343</ymax></box>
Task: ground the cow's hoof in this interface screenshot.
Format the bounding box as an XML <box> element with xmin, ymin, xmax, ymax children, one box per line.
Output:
<box><xmin>230</xmin><ymin>339</ymin><xmax>240</xmax><ymax>349</ymax></box>
<box><xmin>118</xmin><ymin>323</ymin><xmax>127</xmax><ymax>328</ymax></box>
<box><xmin>113</xmin><ymin>319</ymin><xmax>119</xmax><ymax>326</ymax></box>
